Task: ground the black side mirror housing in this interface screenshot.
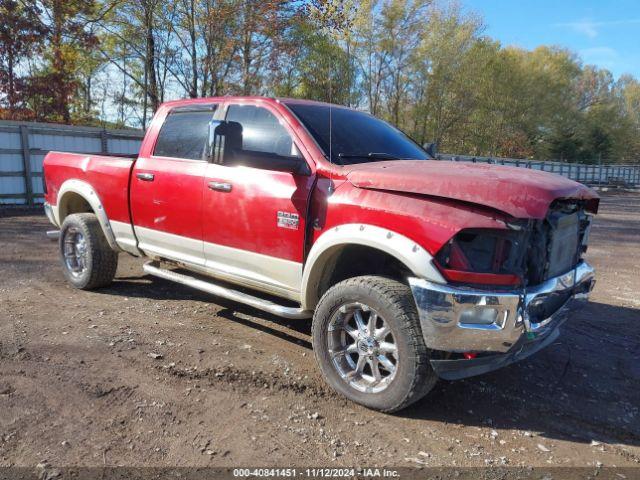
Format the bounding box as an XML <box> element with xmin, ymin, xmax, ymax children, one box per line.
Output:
<box><xmin>207</xmin><ymin>120</ymin><xmax>243</xmax><ymax>164</ymax></box>
<box><xmin>261</xmin><ymin>155</ymin><xmax>311</xmax><ymax>175</ymax></box>
<box><xmin>423</xmin><ymin>142</ymin><xmax>438</xmax><ymax>158</ymax></box>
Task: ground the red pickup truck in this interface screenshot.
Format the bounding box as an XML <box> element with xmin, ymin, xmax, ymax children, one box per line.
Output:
<box><xmin>43</xmin><ymin>96</ymin><xmax>598</xmax><ymax>412</ymax></box>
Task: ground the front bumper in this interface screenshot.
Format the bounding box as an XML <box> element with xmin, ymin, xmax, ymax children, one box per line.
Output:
<box><xmin>409</xmin><ymin>262</ymin><xmax>595</xmax><ymax>378</ymax></box>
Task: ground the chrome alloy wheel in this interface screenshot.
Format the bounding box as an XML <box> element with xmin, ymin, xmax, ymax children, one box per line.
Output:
<box><xmin>63</xmin><ymin>226</ymin><xmax>88</xmax><ymax>277</ymax></box>
<box><xmin>327</xmin><ymin>302</ymin><xmax>399</xmax><ymax>393</ymax></box>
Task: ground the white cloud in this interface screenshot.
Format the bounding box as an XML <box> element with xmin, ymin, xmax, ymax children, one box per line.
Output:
<box><xmin>561</xmin><ymin>20</ymin><xmax>599</xmax><ymax>38</ymax></box>
<box><xmin>579</xmin><ymin>47</ymin><xmax>620</xmax><ymax>69</ymax></box>
<box><xmin>555</xmin><ymin>18</ymin><xmax>640</xmax><ymax>38</ymax></box>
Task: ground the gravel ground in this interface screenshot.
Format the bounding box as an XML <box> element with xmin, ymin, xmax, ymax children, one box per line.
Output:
<box><xmin>0</xmin><ymin>192</ymin><xmax>638</xmax><ymax>470</ymax></box>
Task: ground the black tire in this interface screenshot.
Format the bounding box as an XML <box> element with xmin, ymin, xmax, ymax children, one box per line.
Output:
<box><xmin>59</xmin><ymin>213</ymin><xmax>118</xmax><ymax>290</ymax></box>
<box><xmin>312</xmin><ymin>275</ymin><xmax>437</xmax><ymax>412</ymax></box>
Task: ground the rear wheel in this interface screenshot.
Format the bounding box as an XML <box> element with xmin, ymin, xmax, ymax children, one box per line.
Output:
<box><xmin>312</xmin><ymin>276</ymin><xmax>437</xmax><ymax>412</ymax></box>
<box><xmin>59</xmin><ymin>213</ymin><xmax>118</xmax><ymax>290</ymax></box>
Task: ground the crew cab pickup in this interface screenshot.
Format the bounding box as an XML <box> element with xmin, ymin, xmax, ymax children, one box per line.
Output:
<box><xmin>43</xmin><ymin>97</ymin><xmax>598</xmax><ymax>412</ymax></box>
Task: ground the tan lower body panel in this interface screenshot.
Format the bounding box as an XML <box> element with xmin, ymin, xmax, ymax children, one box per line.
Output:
<box><xmin>111</xmin><ymin>220</ymin><xmax>141</xmax><ymax>256</ymax></box>
<box><xmin>132</xmin><ymin>225</ymin><xmax>302</xmax><ymax>301</ymax></box>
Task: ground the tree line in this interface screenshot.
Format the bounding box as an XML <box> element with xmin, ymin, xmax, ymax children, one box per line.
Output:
<box><xmin>1</xmin><ymin>0</ymin><xmax>639</xmax><ymax>163</ymax></box>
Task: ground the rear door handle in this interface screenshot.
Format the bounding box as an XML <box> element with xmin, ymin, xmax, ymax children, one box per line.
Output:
<box><xmin>208</xmin><ymin>181</ymin><xmax>232</xmax><ymax>192</ymax></box>
<box><xmin>136</xmin><ymin>172</ymin><xmax>155</xmax><ymax>182</ymax></box>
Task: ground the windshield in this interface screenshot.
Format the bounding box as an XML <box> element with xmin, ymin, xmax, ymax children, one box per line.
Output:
<box><xmin>284</xmin><ymin>102</ymin><xmax>431</xmax><ymax>165</ymax></box>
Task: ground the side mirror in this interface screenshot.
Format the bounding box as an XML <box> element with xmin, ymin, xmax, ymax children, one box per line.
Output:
<box><xmin>423</xmin><ymin>142</ymin><xmax>438</xmax><ymax>158</ymax></box>
<box><xmin>207</xmin><ymin>120</ymin><xmax>243</xmax><ymax>164</ymax></box>
<box><xmin>263</xmin><ymin>155</ymin><xmax>311</xmax><ymax>175</ymax></box>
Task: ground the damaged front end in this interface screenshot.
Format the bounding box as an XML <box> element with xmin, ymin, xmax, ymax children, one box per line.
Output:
<box><xmin>409</xmin><ymin>198</ymin><xmax>598</xmax><ymax>380</ymax></box>
<box><xmin>433</xmin><ymin>198</ymin><xmax>595</xmax><ymax>288</ymax></box>
<box><xmin>526</xmin><ymin>198</ymin><xmax>595</xmax><ymax>285</ymax></box>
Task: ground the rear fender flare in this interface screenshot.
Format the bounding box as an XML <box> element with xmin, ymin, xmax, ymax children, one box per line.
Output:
<box><xmin>54</xmin><ymin>179</ymin><xmax>120</xmax><ymax>252</ymax></box>
<box><xmin>301</xmin><ymin>223</ymin><xmax>445</xmax><ymax>310</ymax></box>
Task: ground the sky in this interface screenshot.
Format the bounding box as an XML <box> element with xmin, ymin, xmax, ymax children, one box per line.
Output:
<box><xmin>462</xmin><ymin>0</ymin><xmax>640</xmax><ymax>80</ymax></box>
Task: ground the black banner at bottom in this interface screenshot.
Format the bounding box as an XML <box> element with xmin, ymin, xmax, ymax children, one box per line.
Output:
<box><xmin>1</xmin><ymin>466</ymin><xmax>639</xmax><ymax>480</ymax></box>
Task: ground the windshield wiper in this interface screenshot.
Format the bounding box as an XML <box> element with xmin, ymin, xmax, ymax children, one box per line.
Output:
<box><xmin>337</xmin><ymin>152</ymin><xmax>400</xmax><ymax>160</ymax></box>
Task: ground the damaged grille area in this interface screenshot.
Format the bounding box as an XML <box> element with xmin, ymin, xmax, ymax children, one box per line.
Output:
<box><xmin>525</xmin><ymin>199</ymin><xmax>592</xmax><ymax>286</ymax></box>
<box><xmin>434</xmin><ymin>198</ymin><xmax>594</xmax><ymax>288</ymax></box>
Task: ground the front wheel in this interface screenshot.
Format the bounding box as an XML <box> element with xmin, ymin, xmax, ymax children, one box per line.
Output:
<box><xmin>311</xmin><ymin>276</ymin><xmax>437</xmax><ymax>412</ymax></box>
<box><xmin>59</xmin><ymin>213</ymin><xmax>118</xmax><ymax>290</ymax></box>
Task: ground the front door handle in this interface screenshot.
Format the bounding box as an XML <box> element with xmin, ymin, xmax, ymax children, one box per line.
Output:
<box><xmin>136</xmin><ymin>172</ymin><xmax>155</xmax><ymax>182</ymax></box>
<box><xmin>208</xmin><ymin>181</ymin><xmax>232</xmax><ymax>192</ymax></box>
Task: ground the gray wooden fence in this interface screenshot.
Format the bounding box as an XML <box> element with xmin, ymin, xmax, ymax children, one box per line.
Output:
<box><xmin>0</xmin><ymin>120</ymin><xmax>143</xmax><ymax>205</ymax></box>
<box><xmin>439</xmin><ymin>153</ymin><xmax>640</xmax><ymax>187</ymax></box>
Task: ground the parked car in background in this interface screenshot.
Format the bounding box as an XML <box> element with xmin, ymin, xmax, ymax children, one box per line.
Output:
<box><xmin>42</xmin><ymin>97</ymin><xmax>598</xmax><ymax>412</ymax></box>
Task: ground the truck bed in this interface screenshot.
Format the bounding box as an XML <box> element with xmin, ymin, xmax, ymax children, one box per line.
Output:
<box><xmin>43</xmin><ymin>151</ymin><xmax>137</xmax><ymax>226</ymax></box>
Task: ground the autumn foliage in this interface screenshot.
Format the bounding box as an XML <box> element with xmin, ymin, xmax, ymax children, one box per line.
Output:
<box><xmin>0</xmin><ymin>0</ymin><xmax>638</xmax><ymax>163</ymax></box>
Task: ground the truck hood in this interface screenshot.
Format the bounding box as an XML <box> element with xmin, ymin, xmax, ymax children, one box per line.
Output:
<box><xmin>346</xmin><ymin>160</ymin><xmax>599</xmax><ymax>219</ymax></box>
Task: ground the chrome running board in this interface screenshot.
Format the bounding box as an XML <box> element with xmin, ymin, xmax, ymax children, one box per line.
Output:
<box><xmin>143</xmin><ymin>261</ymin><xmax>312</xmax><ymax>319</ymax></box>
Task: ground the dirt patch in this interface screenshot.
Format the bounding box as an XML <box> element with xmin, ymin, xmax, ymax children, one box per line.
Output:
<box><xmin>0</xmin><ymin>193</ymin><xmax>639</xmax><ymax>468</ymax></box>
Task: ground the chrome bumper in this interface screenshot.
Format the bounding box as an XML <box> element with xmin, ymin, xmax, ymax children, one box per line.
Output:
<box><xmin>409</xmin><ymin>262</ymin><xmax>595</xmax><ymax>354</ymax></box>
<box><xmin>44</xmin><ymin>202</ymin><xmax>58</xmax><ymax>227</ymax></box>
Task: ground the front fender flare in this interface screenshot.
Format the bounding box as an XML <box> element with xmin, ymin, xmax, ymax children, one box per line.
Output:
<box><xmin>301</xmin><ymin>223</ymin><xmax>445</xmax><ymax>310</ymax></box>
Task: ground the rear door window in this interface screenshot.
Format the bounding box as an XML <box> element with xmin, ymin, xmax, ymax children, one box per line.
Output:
<box><xmin>154</xmin><ymin>107</ymin><xmax>217</xmax><ymax>160</ymax></box>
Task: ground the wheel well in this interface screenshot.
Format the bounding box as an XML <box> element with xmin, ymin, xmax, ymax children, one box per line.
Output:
<box><xmin>58</xmin><ymin>192</ymin><xmax>93</xmax><ymax>224</ymax></box>
<box><xmin>313</xmin><ymin>245</ymin><xmax>411</xmax><ymax>308</ymax></box>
